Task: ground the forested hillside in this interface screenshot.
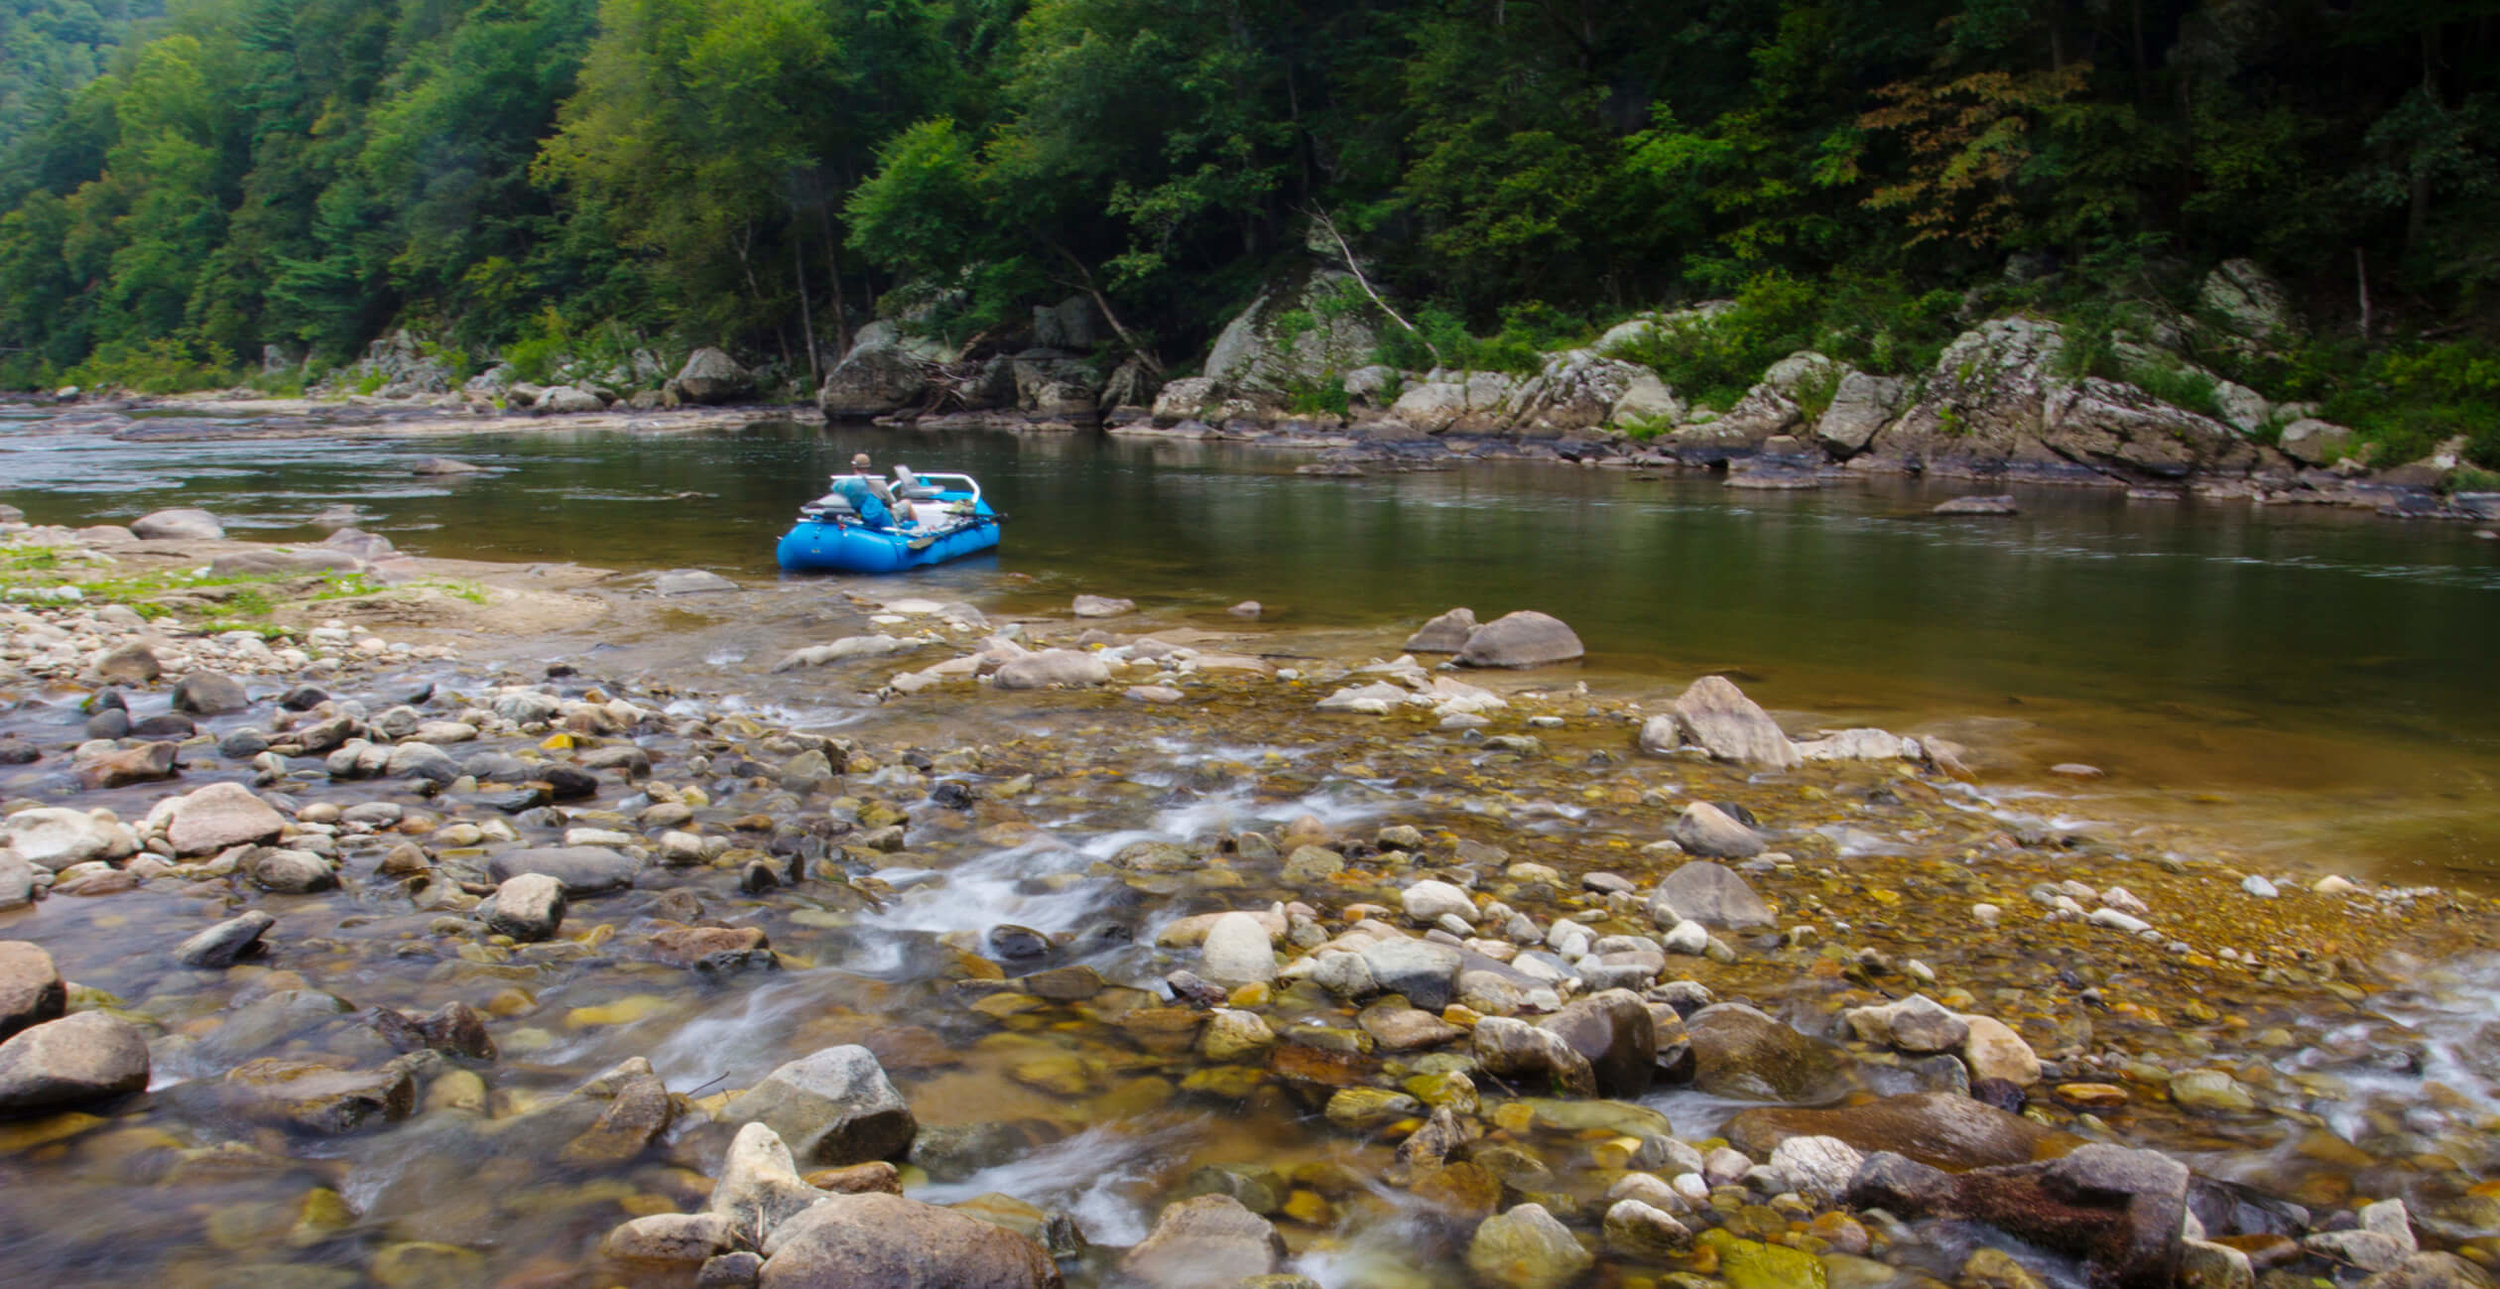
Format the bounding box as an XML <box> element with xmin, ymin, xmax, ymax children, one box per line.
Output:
<box><xmin>0</xmin><ymin>0</ymin><xmax>2495</xmax><ymax>456</ymax></box>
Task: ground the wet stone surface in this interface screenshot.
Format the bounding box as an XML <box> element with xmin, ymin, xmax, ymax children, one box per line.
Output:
<box><xmin>0</xmin><ymin>560</ymin><xmax>2498</xmax><ymax>1289</ymax></box>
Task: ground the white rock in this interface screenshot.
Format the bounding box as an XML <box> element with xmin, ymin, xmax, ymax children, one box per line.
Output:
<box><xmin>1769</xmin><ymin>1135</ymin><xmax>1864</xmax><ymax>1196</ymax></box>
<box><xmin>1200</xmin><ymin>912</ymin><xmax>1278</xmax><ymax>987</ymax></box>
<box><xmin>2088</xmin><ymin>907</ymin><xmax>2151</xmax><ymax>935</ymax></box>
<box><xmin>1402</xmin><ymin>880</ymin><xmax>1475</xmax><ymax>925</ymax></box>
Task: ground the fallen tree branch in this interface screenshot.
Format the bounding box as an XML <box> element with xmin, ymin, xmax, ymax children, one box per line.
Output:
<box><xmin>1304</xmin><ymin>205</ymin><xmax>1439</xmax><ymax>369</ymax></box>
<box><xmin>1043</xmin><ymin>241</ymin><xmax>1164</xmax><ymax>376</ymax></box>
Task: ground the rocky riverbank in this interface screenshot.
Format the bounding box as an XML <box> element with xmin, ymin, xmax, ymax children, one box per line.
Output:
<box><xmin>2</xmin><ymin>518</ymin><xmax>2499</xmax><ymax>1289</ymax></box>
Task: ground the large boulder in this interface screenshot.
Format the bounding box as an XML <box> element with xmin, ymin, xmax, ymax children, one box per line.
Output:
<box><xmin>1865</xmin><ymin>317</ymin><xmax>2272</xmax><ymax>483</ymax></box>
<box><xmin>1714</xmin><ymin>351</ymin><xmax>1839</xmax><ymax>443</ymax></box>
<box><xmin>1390</xmin><ymin>371</ymin><xmax>1520</xmax><ymax>435</ymax></box>
<box><xmin>0</xmin><ymin>1010</ymin><xmax>150</xmax><ymax>1114</ymax></box>
<box><xmin>1685</xmin><ymin>1003</ymin><xmax>1853</xmax><ymax>1103</ymax></box>
<box><xmin>221</xmin><ymin>1055</ymin><xmax>417</xmax><ymax>1133</ymax></box>
<box><xmin>820</xmin><ymin>334</ymin><xmax>930</xmax><ymax>417</ymax></box>
<box><xmin>1730</xmin><ymin>1090</ymin><xmax>2070</xmax><ymax>1169</ymax></box>
<box><xmin>761</xmin><ymin>1192</ymin><xmax>1062</xmax><ymax>1289</ymax></box>
<box><xmin>1815</xmin><ymin>371</ymin><xmax>1908</xmax><ymax>456</ymax></box>
<box><xmin>72</xmin><ymin>743</ymin><xmax>173</xmax><ymax>797</ymax></box>
<box><xmin>1854</xmin><ymin>1143</ymin><xmax>2190</xmax><ymax>1289</ymax></box>
<box><xmin>1199</xmin><ymin>912</ymin><xmax>1278</xmax><ymax>987</ymax></box>
<box><xmin>209</xmin><ymin>548</ymin><xmax>363</xmax><ymax>577</ymax></box>
<box><xmin>675</xmin><ymin>347</ymin><xmax>752</xmax><ymax>404</ymax></box>
<box><xmin>130</xmin><ymin>508</ymin><xmax>224</xmax><ymax>540</ymax></box>
<box><xmin>2278</xmin><ymin>418</ymin><xmax>2357</xmax><ymax>466</ymax></box>
<box><xmin>1010</xmin><ymin>350</ymin><xmax>1105</xmax><ymax>418</ymax></box>
<box><xmin>1120</xmin><ymin>1194</ymin><xmax>1284</xmax><ymax>1289</ymax></box>
<box><xmin>1151</xmin><ymin>376</ymin><xmax>1222</xmax><ymax>422</ymax></box>
<box><xmin>1672</xmin><ymin>676</ymin><xmax>1797</xmax><ymax>768</ymax></box>
<box><xmin>1506</xmin><ymin>349</ymin><xmax>1655</xmax><ymax>436</ymax></box>
<box><xmin>2198</xmin><ymin>259</ymin><xmax>2301</xmax><ymax>348</ymax></box>
<box><xmin>1457</xmin><ymin>611</ymin><xmax>1584</xmax><ymax>668</ymax></box>
<box><xmin>1203</xmin><ymin>268</ymin><xmax>1380</xmax><ymax>398</ymax></box>
<box><xmin>723</xmin><ymin>1045</ymin><xmax>917</xmax><ymax>1167</ymax></box>
<box><xmin>536</xmin><ymin>385</ymin><xmax>605</xmax><ymax>414</ymax></box>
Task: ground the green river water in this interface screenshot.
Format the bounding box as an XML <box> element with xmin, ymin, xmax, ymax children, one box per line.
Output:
<box><xmin>3</xmin><ymin>415</ymin><xmax>2498</xmax><ymax>884</ymax></box>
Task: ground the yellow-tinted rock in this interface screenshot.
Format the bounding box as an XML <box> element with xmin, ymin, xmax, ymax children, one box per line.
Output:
<box><xmin>372</xmin><ymin>1241</ymin><xmax>486</xmax><ymax>1289</ymax></box>
<box><xmin>563</xmin><ymin>994</ymin><xmax>673</xmax><ymax>1027</ymax></box>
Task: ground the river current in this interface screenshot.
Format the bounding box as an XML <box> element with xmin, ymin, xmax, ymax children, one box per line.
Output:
<box><xmin>4</xmin><ymin>413</ymin><xmax>2495</xmax><ymax>887</ymax></box>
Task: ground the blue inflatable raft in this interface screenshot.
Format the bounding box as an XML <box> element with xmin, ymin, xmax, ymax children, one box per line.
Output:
<box><xmin>775</xmin><ymin>470</ymin><xmax>1002</xmax><ymax>574</ymax></box>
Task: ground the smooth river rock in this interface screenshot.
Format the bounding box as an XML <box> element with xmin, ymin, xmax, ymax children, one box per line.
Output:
<box><xmin>993</xmin><ymin>650</ymin><xmax>1111</xmax><ymax>690</ymax></box>
<box><xmin>0</xmin><ymin>1010</ymin><xmax>150</xmax><ymax>1113</ymax></box>
<box><xmin>1466</xmin><ymin>1202</ymin><xmax>1593</xmax><ymax>1289</ymax></box>
<box><xmin>0</xmin><ymin>942</ymin><xmax>67</xmax><ymax>1038</ymax></box>
<box><xmin>486</xmin><ymin>846</ymin><xmax>643</xmax><ymax>894</ymax></box>
<box><xmin>130</xmin><ymin>507</ymin><xmax>225</xmax><ymax>539</ymax></box>
<box><xmin>1456</xmin><ymin>611</ymin><xmax>1584</xmax><ymax>668</ymax></box>
<box><xmin>1404</xmin><ymin>607</ymin><xmax>1479</xmax><ymax>652</ymax></box>
<box><xmin>1121</xmin><ymin>1194</ymin><xmax>1285</xmax><ymax>1289</ymax></box>
<box><xmin>170</xmin><ymin>670</ymin><xmax>250</xmax><ymax>715</ymax></box>
<box><xmin>1198</xmin><ymin>912</ymin><xmax>1278</xmax><ymax>987</ymax></box>
<box><xmin>1686</xmin><ymin>1003</ymin><xmax>1853</xmax><ymax>1103</ymax></box>
<box><xmin>1648</xmin><ymin>860</ymin><xmax>1773</xmax><ymax>929</ymax></box>
<box><xmin>761</xmin><ymin>1192</ymin><xmax>1062</xmax><ymax>1289</ymax></box>
<box><xmin>1538</xmin><ymin>988</ymin><xmax>1655</xmax><ymax>1098</ymax></box>
<box><xmin>1728</xmin><ymin>1090</ymin><xmax>2071</xmax><ymax>1170</ymax></box>
<box><xmin>483</xmin><ymin>872</ymin><xmax>567</xmax><ymax>941</ymax></box>
<box><xmin>174</xmin><ymin>910</ymin><xmax>277</xmax><ymax>967</ymax></box>
<box><xmin>1669</xmin><ymin>803</ymin><xmax>1766</xmax><ymax>860</ymax></box>
<box><xmin>165</xmin><ymin>781</ymin><xmax>288</xmax><ymax>856</ymax></box>
<box><xmin>724</xmin><ymin>1045</ymin><xmax>918</xmax><ymax>1166</ymax></box>
<box><xmin>2</xmin><ymin>806</ymin><xmax>132</xmax><ymax>870</ymax></box>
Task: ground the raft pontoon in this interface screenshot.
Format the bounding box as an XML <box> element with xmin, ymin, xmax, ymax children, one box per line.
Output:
<box><xmin>774</xmin><ymin>471</ymin><xmax>1001</xmax><ymax>574</ymax></box>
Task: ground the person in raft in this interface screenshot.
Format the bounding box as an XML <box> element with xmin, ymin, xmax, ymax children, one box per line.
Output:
<box><xmin>828</xmin><ymin>452</ymin><xmax>906</xmax><ymax>530</ymax></box>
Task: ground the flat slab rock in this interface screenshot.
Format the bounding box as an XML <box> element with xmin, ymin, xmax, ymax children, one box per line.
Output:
<box><xmin>487</xmin><ymin>846</ymin><xmax>644</xmax><ymax>894</ymax></box>
<box><xmin>1727</xmin><ymin>1090</ymin><xmax>2077</xmax><ymax>1171</ymax></box>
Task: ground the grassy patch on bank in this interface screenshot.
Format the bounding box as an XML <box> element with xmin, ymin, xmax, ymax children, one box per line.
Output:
<box><xmin>0</xmin><ymin>554</ymin><xmax>390</xmax><ymax>622</ymax></box>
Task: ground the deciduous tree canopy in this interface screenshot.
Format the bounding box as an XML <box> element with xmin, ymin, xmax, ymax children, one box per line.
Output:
<box><xmin>0</xmin><ymin>0</ymin><xmax>2493</xmax><ymax>416</ymax></box>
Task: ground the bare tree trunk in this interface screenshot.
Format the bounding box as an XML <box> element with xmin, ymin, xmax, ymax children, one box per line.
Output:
<box><xmin>793</xmin><ymin>232</ymin><xmax>819</xmax><ymax>389</ymax></box>
<box><xmin>732</xmin><ymin>224</ymin><xmax>791</xmax><ymax>374</ymax></box>
<box><xmin>2356</xmin><ymin>247</ymin><xmax>2373</xmax><ymax>343</ymax></box>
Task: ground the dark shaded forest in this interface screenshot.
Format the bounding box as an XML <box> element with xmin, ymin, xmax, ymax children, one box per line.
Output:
<box><xmin>0</xmin><ymin>0</ymin><xmax>2494</xmax><ymax>454</ymax></box>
